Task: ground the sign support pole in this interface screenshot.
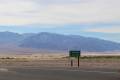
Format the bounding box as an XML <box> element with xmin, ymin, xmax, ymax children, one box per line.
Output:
<box><xmin>78</xmin><ymin>56</ymin><xmax>80</xmax><ymax>67</ymax></box>
<box><xmin>71</xmin><ymin>60</ymin><xmax>73</xmax><ymax>67</ymax></box>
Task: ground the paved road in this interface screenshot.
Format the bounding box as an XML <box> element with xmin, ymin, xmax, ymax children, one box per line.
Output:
<box><xmin>0</xmin><ymin>68</ymin><xmax>120</xmax><ymax>80</ymax></box>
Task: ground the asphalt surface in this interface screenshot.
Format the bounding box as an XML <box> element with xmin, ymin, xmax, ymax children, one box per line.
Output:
<box><xmin>0</xmin><ymin>68</ymin><xmax>120</xmax><ymax>80</ymax></box>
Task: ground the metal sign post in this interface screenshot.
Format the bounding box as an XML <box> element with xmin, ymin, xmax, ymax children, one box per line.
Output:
<box><xmin>78</xmin><ymin>55</ymin><xmax>80</xmax><ymax>67</ymax></box>
<box><xmin>69</xmin><ymin>51</ymin><xmax>81</xmax><ymax>67</ymax></box>
<box><xmin>71</xmin><ymin>59</ymin><xmax>73</xmax><ymax>67</ymax></box>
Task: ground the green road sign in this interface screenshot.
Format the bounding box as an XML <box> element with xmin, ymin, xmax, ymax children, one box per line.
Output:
<box><xmin>69</xmin><ymin>51</ymin><xmax>81</xmax><ymax>58</ymax></box>
<box><xmin>69</xmin><ymin>51</ymin><xmax>81</xmax><ymax>67</ymax></box>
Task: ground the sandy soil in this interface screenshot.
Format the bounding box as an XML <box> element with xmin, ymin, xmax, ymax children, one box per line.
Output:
<box><xmin>0</xmin><ymin>54</ymin><xmax>120</xmax><ymax>71</ymax></box>
<box><xmin>0</xmin><ymin>53</ymin><xmax>120</xmax><ymax>80</ymax></box>
<box><xmin>0</xmin><ymin>53</ymin><xmax>120</xmax><ymax>72</ymax></box>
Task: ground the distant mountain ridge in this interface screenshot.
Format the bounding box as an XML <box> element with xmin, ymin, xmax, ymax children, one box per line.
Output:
<box><xmin>0</xmin><ymin>31</ymin><xmax>22</xmax><ymax>44</ymax></box>
<box><xmin>0</xmin><ymin>31</ymin><xmax>120</xmax><ymax>52</ymax></box>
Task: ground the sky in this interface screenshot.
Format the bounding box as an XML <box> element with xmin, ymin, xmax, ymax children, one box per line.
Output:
<box><xmin>0</xmin><ymin>0</ymin><xmax>120</xmax><ymax>42</ymax></box>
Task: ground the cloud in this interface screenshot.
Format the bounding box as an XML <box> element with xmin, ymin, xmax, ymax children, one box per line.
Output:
<box><xmin>32</xmin><ymin>0</ymin><xmax>81</xmax><ymax>4</ymax></box>
<box><xmin>0</xmin><ymin>0</ymin><xmax>119</xmax><ymax>26</ymax></box>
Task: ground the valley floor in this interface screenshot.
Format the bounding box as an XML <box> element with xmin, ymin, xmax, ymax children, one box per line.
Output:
<box><xmin>0</xmin><ymin>53</ymin><xmax>120</xmax><ymax>80</ymax></box>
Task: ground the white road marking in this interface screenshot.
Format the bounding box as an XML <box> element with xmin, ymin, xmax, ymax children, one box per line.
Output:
<box><xmin>68</xmin><ymin>70</ymin><xmax>118</xmax><ymax>74</ymax></box>
<box><xmin>39</xmin><ymin>68</ymin><xmax>119</xmax><ymax>74</ymax></box>
<box><xmin>0</xmin><ymin>68</ymin><xmax>9</xmax><ymax>72</ymax></box>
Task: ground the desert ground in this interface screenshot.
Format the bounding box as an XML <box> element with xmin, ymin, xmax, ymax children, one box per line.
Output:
<box><xmin>0</xmin><ymin>52</ymin><xmax>120</xmax><ymax>80</ymax></box>
<box><xmin>0</xmin><ymin>52</ymin><xmax>120</xmax><ymax>70</ymax></box>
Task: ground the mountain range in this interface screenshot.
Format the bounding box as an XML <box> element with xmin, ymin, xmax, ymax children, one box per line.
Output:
<box><xmin>0</xmin><ymin>31</ymin><xmax>120</xmax><ymax>53</ymax></box>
